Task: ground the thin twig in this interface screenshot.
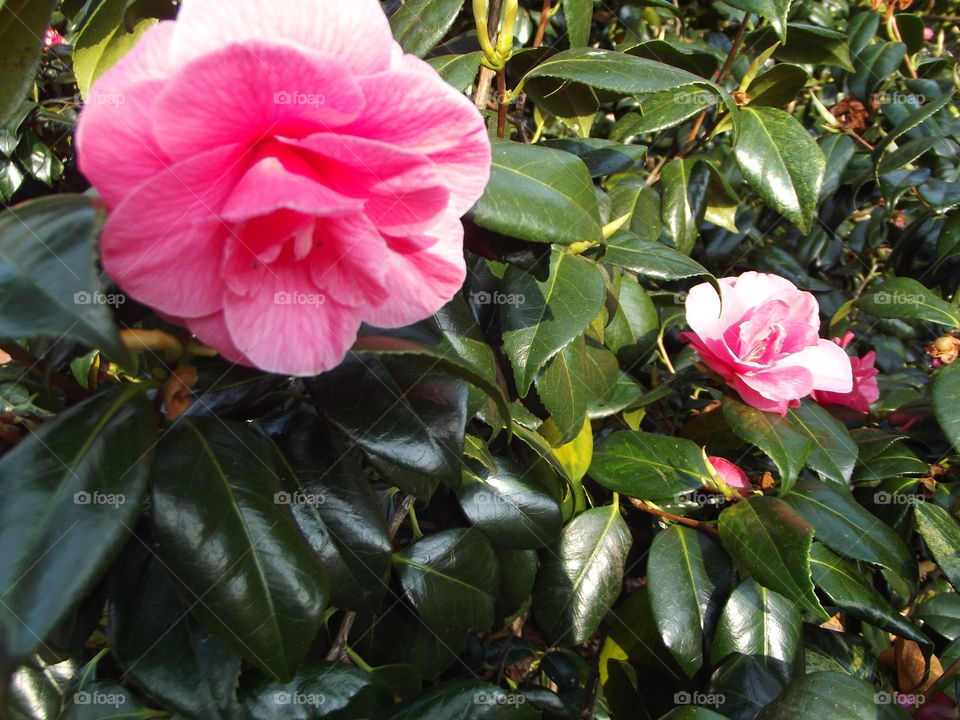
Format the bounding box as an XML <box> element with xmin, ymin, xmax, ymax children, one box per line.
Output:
<box><xmin>715</xmin><ymin>13</ymin><xmax>751</xmax><ymax>83</ymax></box>
<box><xmin>628</xmin><ymin>496</ymin><xmax>721</xmax><ymax>537</ymax></box>
<box><xmin>325</xmin><ymin>493</ymin><xmax>415</xmax><ymax>662</ymax></box>
<box><xmin>533</xmin><ymin>0</ymin><xmax>552</xmax><ymax>48</ymax></box>
<box><xmin>497</xmin><ymin>71</ymin><xmax>508</xmax><ymax>138</ymax></box>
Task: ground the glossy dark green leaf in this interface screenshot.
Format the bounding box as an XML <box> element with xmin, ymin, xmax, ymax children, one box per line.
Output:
<box><xmin>808</xmin><ymin>543</ymin><xmax>929</xmax><ymax>648</ymax></box>
<box><xmin>458</xmin><ymin>457</ymin><xmax>562</xmax><ymax>550</ymax></box>
<box><xmin>819</xmin><ymin>135</ymin><xmax>856</xmax><ymax>199</ymax></box>
<box><xmin>626</xmin><ymin>40</ymin><xmax>719</xmax><ymax>77</ymax></box>
<box><xmin>785</xmin><ymin>478</ymin><xmax>917</xmax><ymax>592</ymax></box>
<box><xmin>604</xmin><ymin>274</ymin><xmax>659</xmax><ymax>363</ymax></box>
<box><xmin>6</xmin><ymin>659</ymin><xmax>76</xmax><ymax>720</ymax></box>
<box><xmin>708</xmin><ymin>653</ymin><xmax>783</xmax><ymax>718</ymax></box>
<box><xmin>427</xmin><ymin>52</ymin><xmax>483</xmax><ymax>91</ymax></box>
<box><xmin>724</xmin><ymin>0</ymin><xmax>791</xmax><ymax>39</ymax></box>
<box><xmin>604</xmin><ymin>231</ymin><xmax>714</xmax><ymax>281</ymax></box>
<box><xmin>74</xmin><ymin>0</ymin><xmax>157</xmax><ymax>97</ymax></box>
<box><xmin>394</xmin><ymin>528</ymin><xmax>499</xmax><ymax>633</ymax></box>
<box><xmin>723</xmin><ymin>397</ymin><xmax>814</xmax><ymax>493</ymax></box>
<box><xmin>894</xmin><ymin>13</ymin><xmax>924</xmax><ymax>53</ymax></box>
<box><xmin>711</xmin><ymin>578</ymin><xmax>802</xmax><ymax>684</ymax></box>
<box><xmin>932</xmin><ymin>361</ymin><xmax>960</xmax><ymax>454</ymax></box>
<box><xmin>0</xmin><ymin>195</ymin><xmax>132</xmax><ymax>366</ymax></box>
<box><xmin>266</xmin><ymin>410</ymin><xmax>392</xmax><ymax>611</ymax></box>
<box><xmin>389</xmin><ymin>0</ymin><xmax>462</xmax><ymax>57</ymax></box>
<box><xmin>747</xmin><ymin>64</ymin><xmax>809</xmax><ymax>108</ymax></box>
<box><xmin>308</xmin><ymin>354</ymin><xmax>468</xmax><ymax>497</ymax></box>
<box><xmin>0</xmin><ymin>0</ymin><xmax>58</xmax><ymax>126</ymax></box>
<box><xmin>150</xmin><ymin>418</ymin><xmax>328</xmax><ymax>681</ymax></box>
<box><xmin>589</xmin><ymin>430</ymin><xmax>710</xmax><ymax>501</ymax></box>
<box><xmin>661</xmin><ymin>158</ymin><xmax>710</xmax><ymax>255</ymax></box>
<box><xmin>718</xmin><ymin>496</ymin><xmax>828</xmax><ymax>620</ymax></box>
<box><xmin>541</xmin><ymin>138</ymin><xmax>646</xmax><ymax>178</ymax></box>
<box><xmin>858</xmin><ymin>277</ymin><xmax>960</xmax><ymax>328</ymax></box>
<box><xmin>374</xmin><ymin>680</ymin><xmax>538</xmax><ymax>719</ymax></box>
<box><xmin>755</xmin><ymin>671</ymin><xmax>910</xmax><ymax>720</ymax></box>
<box><xmin>240</xmin><ymin>661</ymin><xmax>393</xmax><ymax>720</ymax></box>
<box><xmin>648</xmin><ymin>526</ymin><xmax>736</xmax><ymax>676</ymax></box>
<box><xmin>746</xmin><ymin>24</ymin><xmax>854</xmax><ymax>71</ymax></box>
<box><xmin>934</xmin><ymin>212</ymin><xmax>960</xmax><ymax>271</ymax></box>
<box><xmin>0</xmin><ymin>384</ymin><xmax>155</xmax><ymax>669</ymax></box>
<box><xmin>535</xmin><ymin>336</ymin><xmax>591</xmax><ymax>443</ymax></box>
<box><xmin>522</xmin><ymin>48</ymin><xmax>710</xmax><ymax>96</ymax></box>
<box><xmin>802</xmin><ymin>625</ymin><xmax>876</xmax><ymax>680</ymax></box>
<box><xmin>496</xmin><ymin>547</ymin><xmax>538</xmax><ymax>618</ymax></box>
<box><xmin>850</xmin><ymin>41</ymin><xmax>907</xmax><ymax>99</ymax></box>
<box><xmin>915</xmin><ymin>592</ymin><xmax>960</xmax><ymax>641</ymax></box>
<box><xmin>533</xmin><ymin>504</ymin><xmax>631</xmax><ymax>644</ymax></box>
<box><xmin>468</xmin><ymin>139</ymin><xmax>602</xmax><ymax>245</ymax></box>
<box><xmin>914</xmin><ymin>502</ymin><xmax>960</xmax><ymax>592</ymax></box>
<box><xmin>565</xmin><ymin>0</ymin><xmax>592</xmax><ymax>47</ymax></box>
<box><xmin>500</xmin><ymin>249</ymin><xmax>605</xmax><ymax>396</ymax></box>
<box><xmin>788</xmin><ymin>403</ymin><xmax>858</xmax><ymax>484</ymax></box>
<box><xmin>110</xmin><ymin>545</ymin><xmax>241</xmax><ymax>720</ymax></box>
<box><xmin>734</xmin><ymin>106</ymin><xmax>825</xmax><ymax>233</ymax></box>
<box><xmin>613</xmin><ymin>87</ymin><xmax>716</xmax><ymax>137</ymax></box>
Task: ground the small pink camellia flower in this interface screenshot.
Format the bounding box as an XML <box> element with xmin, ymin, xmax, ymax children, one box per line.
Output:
<box><xmin>809</xmin><ymin>332</ymin><xmax>879</xmax><ymax>414</ymax></box>
<box><xmin>43</xmin><ymin>28</ymin><xmax>65</xmax><ymax>48</ymax></box>
<box><xmin>684</xmin><ymin>272</ymin><xmax>853</xmax><ymax>414</ymax></box>
<box><xmin>923</xmin><ymin>27</ymin><xmax>935</xmax><ymax>41</ymax></box>
<box><xmin>76</xmin><ymin>0</ymin><xmax>491</xmax><ymax>375</ymax></box>
<box><xmin>706</xmin><ymin>456</ymin><xmax>752</xmax><ymax>497</ymax></box>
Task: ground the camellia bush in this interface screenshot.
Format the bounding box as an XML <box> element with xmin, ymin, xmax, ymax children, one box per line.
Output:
<box><xmin>1</xmin><ymin>0</ymin><xmax>959</xmax><ymax>718</ymax></box>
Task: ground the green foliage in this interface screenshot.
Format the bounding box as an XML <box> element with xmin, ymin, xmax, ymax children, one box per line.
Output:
<box><xmin>1</xmin><ymin>0</ymin><xmax>959</xmax><ymax>717</ymax></box>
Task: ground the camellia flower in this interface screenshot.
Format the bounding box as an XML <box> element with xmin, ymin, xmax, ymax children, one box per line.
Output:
<box><xmin>706</xmin><ymin>456</ymin><xmax>752</xmax><ymax>497</ymax></box>
<box><xmin>76</xmin><ymin>0</ymin><xmax>491</xmax><ymax>375</ymax></box>
<box><xmin>810</xmin><ymin>332</ymin><xmax>879</xmax><ymax>414</ymax></box>
<box><xmin>684</xmin><ymin>272</ymin><xmax>852</xmax><ymax>414</ymax></box>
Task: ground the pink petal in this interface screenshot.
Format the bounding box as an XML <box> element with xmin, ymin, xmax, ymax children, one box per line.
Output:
<box><xmin>739</xmin><ymin>364</ymin><xmax>816</xmax><ymax>402</ymax></box>
<box><xmin>187</xmin><ymin>311</ymin><xmax>250</xmax><ymax>366</ymax></box>
<box><xmin>152</xmin><ymin>42</ymin><xmax>365</xmax><ymax>162</ymax></box>
<box><xmin>170</xmin><ymin>0</ymin><xmax>394</xmax><ymax>76</ymax></box>
<box><xmin>221</xmin><ymin>147</ymin><xmax>363</xmax><ymax>222</ymax></box>
<box><xmin>361</xmin><ymin>212</ymin><xmax>467</xmax><ymax>328</ymax></box>
<box><xmin>777</xmin><ymin>339</ymin><xmax>854</xmax><ymax>394</ymax></box>
<box><xmin>707</xmin><ymin>456</ymin><xmax>752</xmax><ymax>495</ymax></box>
<box><xmin>75</xmin><ymin>22</ymin><xmax>176</xmax><ymax>207</ymax></box>
<box><xmin>341</xmin><ymin>63</ymin><xmax>492</xmax><ymax>215</ymax></box>
<box><xmin>222</xmin><ymin>258</ymin><xmax>363</xmax><ymax>376</ymax></box>
<box><xmin>309</xmin><ymin>215</ymin><xmax>391</xmax><ymax>308</ymax></box>
<box><xmin>684</xmin><ymin>281</ymin><xmax>723</xmax><ymax>341</ymax></box>
<box><xmin>729</xmin><ymin>376</ymin><xmax>792</xmax><ymax>414</ymax></box>
<box><xmin>100</xmin><ymin>144</ymin><xmax>253</xmax><ymax>318</ymax></box>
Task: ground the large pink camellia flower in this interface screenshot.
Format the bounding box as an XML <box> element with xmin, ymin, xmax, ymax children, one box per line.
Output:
<box><xmin>76</xmin><ymin>0</ymin><xmax>491</xmax><ymax>375</ymax></box>
<box><xmin>810</xmin><ymin>332</ymin><xmax>879</xmax><ymax>414</ymax></box>
<box><xmin>683</xmin><ymin>272</ymin><xmax>853</xmax><ymax>414</ymax></box>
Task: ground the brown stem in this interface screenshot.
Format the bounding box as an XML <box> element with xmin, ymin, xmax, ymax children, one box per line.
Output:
<box><xmin>0</xmin><ymin>341</ymin><xmax>88</xmax><ymax>401</ymax></box>
<box><xmin>325</xmin><ymin>493</ymin><xmax>415</xmax><ymax>662</ymax></box>
<box><xmin>496</xmin><ymin>71</ymin><xmax>508</xmax><ymax>138</ymax></box>
<box><xmin>628</xmin><ymin>496</ymin><xmax>721</xmax><ymax>537</ymax></box>
<box><xmin>533</xmin><ymin>0</ymin><xmax>552</xmax><ymax>47</ymax></box>
<box><xmin>715</xmin><ymin>13</ymin><xmax>751</xmax><ymax>83</ymax></box>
